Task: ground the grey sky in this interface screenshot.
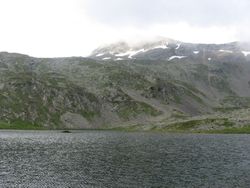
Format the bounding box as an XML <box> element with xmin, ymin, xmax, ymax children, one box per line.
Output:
<box><xmin>0</xmin><ymin>0</ymin><xmax>249</xmax><ymax>57</ymax></box>
<box><xmin>84</xmin><ymin>0</ymin><xmax>250</xmax><ymax>27</ymax></box>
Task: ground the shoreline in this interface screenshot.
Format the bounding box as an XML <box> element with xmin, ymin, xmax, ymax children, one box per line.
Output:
<box><xmin>0</xmin><ymin>127</ymin><xmax>250</xmax><ymax>134</ymax></box>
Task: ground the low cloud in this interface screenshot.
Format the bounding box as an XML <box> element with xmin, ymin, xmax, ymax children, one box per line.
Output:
<box><xmin>83</xmin><ymin>0</ymin><xmax>250</xmax><ymax>27</ymax></box>
<box><xmin>0</xmin><ymin>0</ymin><xmax>249</xmax><ymax>57</ymax></box>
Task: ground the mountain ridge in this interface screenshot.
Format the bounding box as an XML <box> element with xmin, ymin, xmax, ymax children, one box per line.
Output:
<box><xmin>89</xmin><ymin>39</ymin><xmax>250</xmax><ymax>62</ymax></box>
<box><xmin>0</xmin><ymin>39</ymin><xmax>250</xmax><ymax>131</ymax></box>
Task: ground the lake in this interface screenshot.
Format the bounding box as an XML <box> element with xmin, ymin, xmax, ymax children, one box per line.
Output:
<box><xmin>0</xmin><ymin>131</ymin><xmax>250</xmax><ymax>187</ymax></box>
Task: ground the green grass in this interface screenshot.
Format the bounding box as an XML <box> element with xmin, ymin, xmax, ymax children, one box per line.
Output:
<box><xmin>201</xmin><ymin>125</ymin><xmax>250</xmax><ymax>134</ymax></box>
<box><xmin>117</xmin><ymin>101</ymin><xmax>161</xmax><ymax>120</ymax></box>
<box><xmin>222</xmin><ymin>96</ymin><xmax>250</xmax><ymax>108</ymax></box>
<box><xmin>111</xmin><ymin>123</ymin><xmax>250</xmax><ymax>134</ymax></box>
<box><xmin>161</xmin><ymin>119</ymin><xmax>208</xmax><ymax>131</ymax></box>
<box><xmin>170</xmin><ymin>112</ymin><xmax>189</xmax><ymax>119</ymax></box>
<box><xmin>109</xmin><ymin>125</ymin><xmax>140</xmax><ymax>132</ymax></box>
<box><xmin>151</xmin><ymin>118</ymin><xmax>235</xmax><ymax>132</ymax></box>
<box><xmin>81</xmin><ymin>110</ymin><xmax>99</xmax><ymax>121</ymax></box>
<box><xmin>0</xmin><ymin>120</ymin><xmax>45</xmax><ymax>130</ymax></box>
<box><xmin>1</xmin><ymin>119</ymin><xmax>249</xmax><ymax>134</ymax></box>
<box><xmin>213</xmin><ymin>107</ymin><xmax>241</xmax><ymax>112</ymax></box>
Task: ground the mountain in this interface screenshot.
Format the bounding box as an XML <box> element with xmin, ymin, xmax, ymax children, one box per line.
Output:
<box><xmin>1</xmin><ymin>38</ymin><xmax>250</xmax><ymax>131</ymax></box>
<box><xmin>90</xmin><ymin>38</ymin><xmax>250</xmax><ymax>61</ymax></box>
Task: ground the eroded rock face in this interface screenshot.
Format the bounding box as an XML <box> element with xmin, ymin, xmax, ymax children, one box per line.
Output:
<box><xmin>60</xmin><ymin>112</ymin><xmax>91</xmax><ymax>129</ymax></box>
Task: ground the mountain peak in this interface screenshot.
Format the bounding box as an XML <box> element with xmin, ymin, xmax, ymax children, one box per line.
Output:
<box><xmin>90</xmin><ymin>37</ymin><xmax>182</xmax><ymax>60</ymax></box>
<box><xmin>89</xmin><ymin>38</ymin><xmax>250</xmax><ymax>61</ymax></box>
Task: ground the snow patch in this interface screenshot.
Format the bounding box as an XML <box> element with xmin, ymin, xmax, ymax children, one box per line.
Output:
<box><xmin>115</xmin><ymin>49</ymin><xmax>145</xmax><ymax>58</ymax></box>
<box><xmin>208</xmin><ymin>58</ymin><xmax>212</xmax><ymax>61</ymax></box>
<box><xmin>242</xmin><ymin>51</ymin><xmax>250</xmax><ymax>56</ymax></box>
<box><xmin>128</xmin><ymin>49</ymin><xmax>145</xmax><ymax>58</ymax></box>
<box><xmin>96</xmin><ymin>53</ymin><xmax>105</xmax><ymax>57</ymax></box>
<box><xmin>175</xmin><ymin>43</ymin><xmax>181</xmax><ymax>50</ymax></box>
<box><xmin>193</xmin><ymin>51</ymin><xmax>199</xmax><ymax>54</ymax></box>
<box><xmin>219</xmin><ymin>50</ymin><xmax>233</xmax><ymax>53</ymax></box>
<box><xmin>115</xmin><ymin>51</ymin><xmax>131</xmax><ymax>57</ymax></box>
<box><xmin>103</xmin><ymin>57</ymin><xmax>111</xmax><ymax>60</ymax></box>
<box><xmin>114</xmin><ymin>43</ymin><xmax>169</xmax><ymax>58</ymax></box>
<box><xmin>115</xmin><ymin>58</ymin><xmax>123</xmax><ymax>61</ymax></box>
<box><xmin>168</xmin><ymin>56</ymin><xmax>186</xmax><ymax>61</ymax></box>
<box><xmin>153</xmin><ymin>43</ymin><xmax>169</xmax><ymax>49</ymax></box>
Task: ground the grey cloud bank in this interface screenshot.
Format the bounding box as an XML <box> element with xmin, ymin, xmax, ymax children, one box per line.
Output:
<box><xmin>0</xmin><ymin>0</ymin><xmax>249</xmax><ymax>57</ymax></box>
<box><xmin>84</xmin><ymin>0</ymin><xmax>250</xmax><ymax>27</ymax></box>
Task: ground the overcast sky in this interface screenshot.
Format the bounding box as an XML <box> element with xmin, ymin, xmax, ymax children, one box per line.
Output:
<box><xmin>0</xmin><ymin>0</ymin><xmax>249</xmax><ymax>57</ymax></box>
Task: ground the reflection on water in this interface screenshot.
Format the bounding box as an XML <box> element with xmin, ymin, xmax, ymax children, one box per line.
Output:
<box><xmin>0</xmin><ymin>131</ymin><xmax>250</xmax><ymax>187</ymax></box>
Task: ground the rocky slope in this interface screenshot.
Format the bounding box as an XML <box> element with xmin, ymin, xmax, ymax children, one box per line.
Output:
<box><xmin>1</xmin><ymin>38</ymin><xmax>250</xmax><ymax>130</ymax></box>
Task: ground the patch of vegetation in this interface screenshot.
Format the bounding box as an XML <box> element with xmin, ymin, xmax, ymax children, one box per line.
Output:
<box><xmin>107</xmin><ymin>122</ymin><xmax>250</xmax><ymax>134</ymax></box>
<box><xmin>222</xmin><ymin>96</ymin><xmax>250</xmax><ymax>108</ymax></box>
<box><xmin>110</xmin><ymin>124</ymin><xmax>141</xmax><ymax>132</ymax></box>
<box><xmin>170</xmin><ymin>113</ymin><xmax>189</xmax><ymax>119</ymax></box>
<box><xmin>210</xmin><ymin>76</ymin><xmax>235</xmax><ymax>94</ymax></box>
<box><xmin>49</xmin><ymin>112</ymin><xmax>61</xmax><ymax>129</ymax></box>
<box><xmin>222</xmin><ymin>120</ymin><xmax>234</xmax><ymax>127</ymax></box>
<box><xmin>81</xmin><ymin>110</ymin><xmax>99</xmax><ymax>121</ymax></box>
<box><xmin>78</xmin><ymin>60</ymin><xmax>101</xmax><ymax>68</ymax></box>
<box><xmin>104</xmin><ymin>88</ymin><xmax>161</xmax><ymax>120</ymax></box>
<box><xmin>174</xmin><ymin>80</ymin><xmax>206</xmax><ymax>98</ymax></box>
<box><xmin>158</xmin><ymin>118</ymin><xmax>234</xmax><ymax>132</ymax></box>
<box><xmin>202</xmin><ymin>125</ymin><xmax>250</xmax><ymax>134</ymax></box>
<box><xmin>192</xmin><ymin>64</ymin><xmax>209</xmax><ymax>84</ymax></box>
<box><xmin>117</xmin><ymin>101</ymin><xmax>161</xmax><ymax>120</ymax></box>
<box><xmin>168</xmin><ymin>119</ymin><xmax>202</xmax><ymax>131</ymax></box>
<box><xmin>104</xmin><ymin>65</ymin><xmax>151</xmax><ymax>89</ymax></box>
<box><xmin>0</xmin><ymin>120</ymin><xmax>45</xmax><ymax>130</ymax></box>
<box><xmin>213</xmin><ymin>107</ymin><xmax>241</xmax><ymax>112</ymax></box>
<box><xmin>146</xmin><ymin>79</ymin><xmax>204</xmax><ymax>105</ymax></box>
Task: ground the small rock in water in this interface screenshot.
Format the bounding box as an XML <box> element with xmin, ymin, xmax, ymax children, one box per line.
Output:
<box><xmin>62</xmin><ymin>130</ymin><xmax>71</xmax><ymax>133</ymax></box>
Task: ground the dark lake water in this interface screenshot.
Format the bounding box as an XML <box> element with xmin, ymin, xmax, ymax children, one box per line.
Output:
<box><xmin>0</xmin><ymin>131</ymin><xmax>250</xmax><ymax>187</ymax></box>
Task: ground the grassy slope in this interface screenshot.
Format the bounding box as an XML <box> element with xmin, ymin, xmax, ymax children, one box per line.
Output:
<box><xmin>108</xmin><ymin>108</ymin><xmax>250</xmax><ymax>134</ymax></box>
<box><xmin>1</xmin><ymin>116</ymin><xmax>250</xmax><ymax>133</ymax></box>
<box><xmin>201</xmin><ymin>126</ymin><xmax>250</xmax><ymax>134</ymax></box>
<box><xmin>0</xmin><ymin>120</ymin><xmax>45</xmax><ymax>130</ymax></box>
<box><xmin>109</xmin><ymin>124</ymin><xmax>250</xmax><ymax>134</ymax></box>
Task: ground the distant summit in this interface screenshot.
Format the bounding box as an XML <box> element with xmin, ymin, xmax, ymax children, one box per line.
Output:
<box><xmin>89</xmin><ymin>38</ymin><xmax>250</xmax><ymax>61</ymax></box>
